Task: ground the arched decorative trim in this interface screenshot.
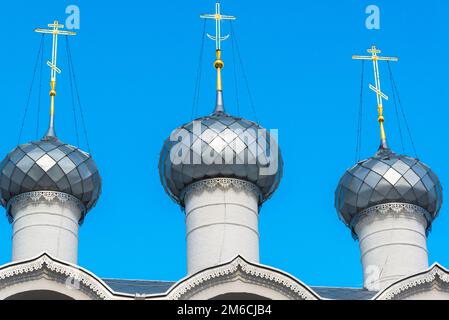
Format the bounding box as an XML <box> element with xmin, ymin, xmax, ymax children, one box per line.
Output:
<box><xmin>0</xmin><ymin>253</ymin><xmax>127</xmax><ymax>300</ymax></box>
<box><xmin>6</xmin><ymin>191</ymin><xmax>86</xmax><ymax>223</ymax></box>
<box><xmin>374</xmin><ymin>263</ymin><xmax>449</xmax><ymax>300</ymax></box>
<box><xmin>182</xmin><ymin>178</ymin><xmax>262</xmax><ymax>206</ymax></box>
<box><xmin>164</xmin><ymin>256</ymin><xmax>320</xmax><ymax>300</ymax></box>
<box><xmin>350</xmin><ymin>202</ymin><xmax>433</xmax><ymax>238</ymax></box>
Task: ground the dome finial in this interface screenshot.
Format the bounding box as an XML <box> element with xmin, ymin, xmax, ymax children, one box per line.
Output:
<box><xmin>353</xmin><ymin>45</ymin><xmax>399</xmax><ymax>150</ymax></box>
<box><xmin>200</xmin><ymin>2</ymin><xmax>236</xmax><ymax>114</ymax></box>
<box><xmin>35</xmin><ymin>21</ymin><xmax>76</xmax><ymax>139</ymax></box>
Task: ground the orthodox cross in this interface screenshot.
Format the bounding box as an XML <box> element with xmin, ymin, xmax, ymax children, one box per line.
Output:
<box><xmin>200</xmin><ymin>2</ymin><xmax>236</xmax><ymax>113</ymax></box>
<box><xmin>35</xmin><ymin>21</ymin><xmax>76</xmax><ymax>137</ymax></box>
<box><xmin>353</xmin><ymin>45</ymin><xmax>398</xmax><ymax>148</ymax></box>
<box><xmin>200</xmin><ymin>2</ymin><xmax>236</xmax><ymax>51</ymax></box>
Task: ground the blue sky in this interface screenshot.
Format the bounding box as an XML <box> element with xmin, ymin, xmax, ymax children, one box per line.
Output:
<box><xmin>0</xmin><ymin>0</ymin><xmax>447</xmax><ymax>288</ymax></box>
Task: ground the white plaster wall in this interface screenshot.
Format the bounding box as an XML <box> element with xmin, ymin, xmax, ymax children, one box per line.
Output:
<box><xmin>10</xmin><ymin>200</ymin><xmax>81</xmax><ymax>264</ymax></box>
<box><xmin>186</xmin><ymin>278</ymin><xmax>293</xmax><ymax>300</ymax></box>
<box><xmin>0</xmin><ymin>278</ymin><xmax>93</xmax><ymax>300</ymax></box>
<box><xmin>184</xmin><ymin>186</ymin><xmax>259</xmax><ymax>275</ymax></box>
<box><xmin>355</xmin><ymin>211</ymin><xmax>428</xmax><ymax>291</ymax></box>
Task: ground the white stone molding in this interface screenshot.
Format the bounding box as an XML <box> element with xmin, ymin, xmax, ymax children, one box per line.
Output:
<box><xmin>165</xmin><ymin>256</ymin><xmax>319</xmax><ymax>300</ymax></box>
<box><xmin>8</xmin><ymin>191</ymin><xmax>86</xmax><ymax>263</ymax></box>
<box><xmin>7</xmin><ymin>191</ymin><xmax>86</xmax><ymax>221</ymax></box>
<box><xmin>0</xmin><ymin>253</ymin><xmax>117</xmax><ymax>300</ymax></box>
<box><xmin>182</xmin><ymin>178</ymin><xmax>262</xmax><ymax>205</ymax></box>
<box><xmin>375</xmin><ymin>263</ymin><xmax>449</xmax><ymax>300</ymax></box>
<box><xmin>350</xmin><ymin>203</ymin><xmax>432</xmax><ymax>234</ymax></box>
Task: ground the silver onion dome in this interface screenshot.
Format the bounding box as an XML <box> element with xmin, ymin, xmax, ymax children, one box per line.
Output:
<box><xmin>335</xmin><ymin>147</ymin><xmax>443</xmax><ymax>231</ymax></box>
<box><xmin>159</xmin><ymin>110</ymin><xmax>283</xmax><ymax>206</ymax></box>
<box><xmin>0</xmin><ymin>135</ymin><xmax>102</xmax><ymax>216</ymax></box>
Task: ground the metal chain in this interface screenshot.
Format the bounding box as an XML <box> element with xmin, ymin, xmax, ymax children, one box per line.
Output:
<box><xmin>356</xmin><ymin>61</ymin><xmax>365</xmax><ymax>162</ymax></box>
<box><xmin>231</xmin><ymin>26</ymin><xmax>240</xmax><ymax>116</ymax></box>
<box><xmin>230</xmin><ymin>21</ymin><xmax>259</xmax><ymax>123</ymax></box>
<box><xmin>18</xmin><ymin>34</ymin><xmax>45</xmax><ymax>144</ymax></box>
<box><xmin>66</xmin><ymin>36</ymin><xmax>80</xmax><ymax>147</ymax></box>
<box><xmin>191</xmin><ymin>20</ymin><xmax>206</xmax><ymax>120</ymax></box>
<box><xmin>66</xmin><ymin>36</ymin><xmax>92</xmax><ymax>154</ymax></box>
<box><xmin>387</xmin><ymin>61</ymin><xmax>418</xmax><ymax>158</ymax></box>
<box><xmin>36</xmin><ymin>36</ymin><xmax>45</xmax><ymax>140</ymax></box>
<box><xmin>387</xmin><ymin>61</ymin><xmax>405</xmax><ymax>153</ymax></box>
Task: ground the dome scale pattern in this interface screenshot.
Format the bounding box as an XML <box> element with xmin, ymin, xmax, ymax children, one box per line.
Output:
<box><xmin>0</xmin><ymin>136</ymin><xmax>101</xmax><ymax>216</ymax></box>
<box><xmin>159</xmin><ymin>111</ymin><xmax>283</xmax><ymax>206</ymax></box>
<box><xmin>335</xmin><ymin>148</ymin><xmax>442</xmax><ymax>229</ymax></box>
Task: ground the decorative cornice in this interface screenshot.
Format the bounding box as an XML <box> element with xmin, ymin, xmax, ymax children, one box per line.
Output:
<box><xmin>182</xmin><ymin>178</ymin><xmax>262</xmax><ymax>205</ymax></box>
<box><xmin>6</xmin><ymin>191</ymin><xmax>86</xmax><ymax>222</ymax></box>
<box><xmin>0</xmin><ymin>253</ymin><xmax>114</xmax><ymax>300</ymax></box>
<box><xmin>375</xmin><ymin>263</ymin><xmax>449</xmax><ymax>300</ymax></box>
<box><xmin>350</xmin><ymin>202</ymin><xmax>433</xmax><ymax>238</ymax></box>
<box><xmin>166</xmin><ymin>256</ymin><xmax>319</xmax><ymax>300</ymax></box>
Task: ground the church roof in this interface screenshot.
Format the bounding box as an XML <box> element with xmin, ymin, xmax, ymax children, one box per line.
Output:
<box><xmin>102</xmin><ymin>278</ymin><xmax>377</xmax><ymax>300</ymax></box>
<box><xmin>103</xmin><ymin>279</ymin><xmax>176</xmax><ymax>296</ymax></box>
<box><xmin>311</xmin><ymin>287</ymin><xmax>377</xmax><ymax>300</ymax></box>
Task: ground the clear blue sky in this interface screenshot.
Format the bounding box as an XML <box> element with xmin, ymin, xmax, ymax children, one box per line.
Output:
<box><xmin>0</xmin><ymin>0</ymin><xmax>447</xmax><ymax>288</ymax></box>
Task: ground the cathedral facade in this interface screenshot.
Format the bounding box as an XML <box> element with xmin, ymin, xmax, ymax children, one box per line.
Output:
<box><xmin>0</xmin><ymin>4</ymin><xmax>447</xmax><ymax>300</ymax></box>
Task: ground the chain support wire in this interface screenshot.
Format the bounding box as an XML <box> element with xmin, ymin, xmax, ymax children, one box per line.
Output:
<box><xmin>65</xmin><ymin>36</ymin><xmax>92</xmax><ymax>154</ymax></box>
<box><xmin>18</xmin><ymin>35</ymin><xmax>45</xmax><ymax>144</ymax></box>
<box><xmin>355</xmin><ymin>61</ymin><xmax>418</xmax><ymax>161</ymax></box>
<box><xmin>191</xmin><ymin>20</ymin><xmax>207</xmax><ymax>120</ymax></box>
<box><xmin>229</xmin><ymin>21</ymin><xmax>259</xmax><ymax>123</ymax></box>
<box><xmin>355</xmin><ymin>61</ymin><xmax>365</xmax><ymax>162</ymax></box>
<box><xmin>387</xmin><ymin>61</ymin><xmax>418</xmax><ymax>158</ymax></box>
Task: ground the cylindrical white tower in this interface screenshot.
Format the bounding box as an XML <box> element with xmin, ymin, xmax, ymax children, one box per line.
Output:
<box><xmin>0</xmin><ymin>23</ymin><xmax>101</xmax><ymax>265</ymax></box>
<box><xmin>159</xmin><ymin>3</ymin><xmax>282</xmax><ymax>274</ymax></box>
<box><xmin>336</xmin><ymin>147</ymin><xmax>442</xmax><ymax>291</ymax></box>
<box><xmin>0</xmin><ymin>135</ymin><xmax>102</xmax><ymax>264</ymax></box>
<box><xmin>184</xmin><ymin>179</ymin><xmax>260</xmax><ymax>274</ymax></box>
<box><xmin>337</xmin><ymin>45</ymin><xmax>443</xmax><ymax>292</ymax></box>
<box><xmin>159</xmin><ymin>107</ymin><xmax>283</xmax><ymax>274</ymax></box>
<box><xmin>353</xmin><ymin>204</ymin><xmax>430</xmax><ymax>290</ymax></box>
<box><xmin>8</xmin><ymin>192</ymin><xmax>84</xmax><ymax>263</ymax></box>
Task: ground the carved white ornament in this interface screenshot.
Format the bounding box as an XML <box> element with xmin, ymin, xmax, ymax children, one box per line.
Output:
<box><xmin>182</xmin><ymin>178</ymin><xmax>262</xmax><ymax>204</ymax></box>
<box><xmin>351</xmin><ymin>202</ymin><xmax>432</xmax><ymax>231</ymax></box>
<box><xmin>7</xmin><ymin>191</ymin><xmax>86</xmax><ymax>220</ymax></box>
<box><xmin>0</xmin><ymin>254</ymin><xmax>113</xmax><ymax>300</ymax></box>
<box><xmin>376</xmin><ymin>264</ymin><xmax>449</xmax><ymax>300</ymax></box>
<box><xmin>166</xmin><ymin>256</ymin><xmax>318</xmax><ymax>300</ymax></box>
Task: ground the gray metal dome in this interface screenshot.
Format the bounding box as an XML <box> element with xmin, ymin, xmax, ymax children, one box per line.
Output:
<box><xmin>159</xmin><ymin>111</ymin><xmax>283</xmax><ymax>206</ymax></box>
<box><xmin>0</xmin><ymin>135</ymin><xmax>101</xmax><ymax>216</ymax></box>
<box><xmin>335</xmin><ymin>147</ymin><xmax>443</xmax><ymax>230</ymax></box>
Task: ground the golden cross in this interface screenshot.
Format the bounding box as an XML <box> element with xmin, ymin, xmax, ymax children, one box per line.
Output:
<box><xmin>353</xmin><ymin>45</ymin><xmax>399</xmax><ymax>149</ymax></box>
<box><xmin>200</xmin><ymin>2</ymin><xmax>236</xmax><ymax>113</ymax></box>
<box><xmin>35</xmin><ymin>21</ymin><xmax>76</xmax><ymax>138</ymax></box>
<box><xmin>200</xmin><ymin>2</ymin><xmax>236</xmax><ymax>51</ymax></box>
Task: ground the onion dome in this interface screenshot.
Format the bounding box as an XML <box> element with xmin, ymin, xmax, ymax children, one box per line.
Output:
<box><xmin>336</xmin><ymin>45</ymin><xmax>443</xmax><ymax>233</ymax></box>
<box><xmin>0</xmin><ymin>21</ymin><xmax>101</xmax><ymax>218</ymax></box>
<box><xmin>335</xmin><ymin>147</ymin><xmax>442</xmax><ymax>231</ymax></box>
<box><xmin>160</xmin><ymin>5</ymin><xmax>283</xmax><ymax>206</ymax></box>
<box><xmin>0</xmin><ymin>134</ymin><xmax>102</xmax><ymax>216</ymax></box>
<box><xmin>159</xmin><ymin>108</ymin><xmax>283</xmax><ymax>206</ymax></box>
